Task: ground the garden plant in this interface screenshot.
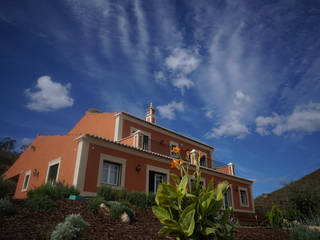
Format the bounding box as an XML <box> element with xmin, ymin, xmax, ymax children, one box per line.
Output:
<box><xmin>152</xmin><ymin>147</ymin><xmax>235</xmax><ymax>240</ymax></box>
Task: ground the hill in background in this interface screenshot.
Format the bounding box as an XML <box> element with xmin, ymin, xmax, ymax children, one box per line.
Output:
<box><xmin>255</xmin><ymin>168</ymin><xmax>320</xmax><ymax>215</ymax></box>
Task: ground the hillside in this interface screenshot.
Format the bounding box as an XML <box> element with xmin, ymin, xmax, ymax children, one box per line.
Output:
<box><xmin>0</xmin><ymin>150</ymin><xmax>19</xmax><ymax>176</ymax></box>
<box><xmin>255</xmin><ymin>168</ymin><xmax>320</xmax><ymax>214</ymax></box>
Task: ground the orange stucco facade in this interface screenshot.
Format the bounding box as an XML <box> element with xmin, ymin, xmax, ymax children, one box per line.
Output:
<box><xmin>4</xmin><ymin>107</ymin><xmax>254</xmax><ymax>213</ymax></box>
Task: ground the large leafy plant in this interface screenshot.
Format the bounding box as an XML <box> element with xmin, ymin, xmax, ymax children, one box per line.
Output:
<box><xmin>152</xmin><ymin>148</ymin><xmax>235</xmax><ymax>240</ymax></box>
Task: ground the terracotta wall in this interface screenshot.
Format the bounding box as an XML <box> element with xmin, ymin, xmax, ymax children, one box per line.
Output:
<box><xmin>69</xmin><ymin>112</ymin><xmax>116</xmax><ymax>139</ymax></box>
<box><xmin>83</xmin><ymin>143</ymin><xmax>254</xmax><ymax>212</ymax></box>
<box><xmin>122</xmin><ymin>119</ymin><xmax>213</xmax><ymax>168</ymax></box>
<box><xmin>4</xmin><ymin>135</ymin><xmax>78</xmax><ymax>199</ymax></box>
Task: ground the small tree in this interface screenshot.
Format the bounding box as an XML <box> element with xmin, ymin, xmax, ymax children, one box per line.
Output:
<box><xmin>152</xmin><ymin>148</ymin><xmax>234</xmax><ymax>240</ymax></box>
<box><xmin>269</xmin><ymin>204</ymin><xmax>283</xmax><ymax>229</ymax></box>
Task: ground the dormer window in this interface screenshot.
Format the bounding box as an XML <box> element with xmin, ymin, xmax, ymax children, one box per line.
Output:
<box><xmin>130</xmin><ymin>127</ymin><xmax>151</xmax><ymax>151</ymax></box>
<box><xmin>199</xmin><ymin>152</ymin><xmax>207</xmax><ymax>167</ymax></box>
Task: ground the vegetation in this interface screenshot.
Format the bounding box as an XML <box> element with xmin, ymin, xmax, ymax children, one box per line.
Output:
<box><xmin>110</xmin><ymin>204</ymin><xmax>134</xmax><ymax>220</ymax></box>
<box><xmin>97</xmin><ymin>185</ymin><xmax>119</xmax><ymax>201</ymax></box>
<box><xmin>50</xmin><ymin>214</ymin><xmax>90</xmax><ymax>240</ymax></box>
<box><xmin>269</xmin><ymin>204</ymin><xmax>283</xmax><ymax>229</ymax></box>
<box><xmin>152</xmin><ymin>148</ymin><xmax>235</xmax><ymax>240</ymax></box>
<box><xmin>290</xmin><ymin>224</ymin><xmax>320</xmax><ymax>240</ymax></box>
<box><xmin>87</xmin><ymin>196</ymin><xmax>108</xmax><ymax>213</ymax></box>
<box><xmin>26</xmin><ymin>182</ymin><xmax>80</xmax><ymax>210</ymax></box>
<box><xmin>0</xmin><ymin>175</ymin><xmax>16</xmax><ymax>199</ymax></box>
<box><xmin>0</xmin><ymin>198</ymin><xmax>15</xmax><ymax>216</ymax></box>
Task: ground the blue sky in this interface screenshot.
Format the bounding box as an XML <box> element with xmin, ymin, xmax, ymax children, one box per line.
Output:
<box><xmin>1</xmin><ymin>0</ymin><xmax>320</xmax><ymax>197</ymax></box>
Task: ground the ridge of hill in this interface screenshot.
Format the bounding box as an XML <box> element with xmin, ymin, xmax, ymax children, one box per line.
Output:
<box><xmin>255</xmin><ymin>168</ymin><xmax>320</xmax><ymax>214</ymax></box>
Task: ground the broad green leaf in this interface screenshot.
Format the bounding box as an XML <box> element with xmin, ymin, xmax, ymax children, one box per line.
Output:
<box><xmin>181</xmin><ymin>209</ymin><xmax>195</xmax><ymax>237</ymax></box>
<box><xmin>178</xmin><ymin>174</ymin><xmax>188</xmax><ymax>192</ymax></box>
<box><xmin>152</xmin><ymin>206</ymin><xmax>171</xmax><ymax>221</ymax></box>
<box><xmin>205</xmin><ymin>227</ymin><xmax>216</xmax><ymax>236</ymax></box>
<box><xmin>170</xmin><ymin>173</ymin><xmax>180</xmax><ymax>186</ymax></box>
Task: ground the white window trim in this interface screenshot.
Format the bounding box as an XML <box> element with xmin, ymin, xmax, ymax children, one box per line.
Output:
<box><xmin>238</xmin><ymin>186</ymin><xmax>250</xmax><ymax>207</ymax></box>
<box><xmin>188</xmin><ymin>174</ymin><xmax>206</xmax><ymax>190</ymax></box>
<box><xmin>98</xmin><ymin>153</ymin><xmax>127</xmax><ymax>189</ymax></box>
<box><xmin>146</xmin><ymin>165</ymin><xmax>170</xmax><ymax>192</ymax></box>
<box><xmin>222</xmin><ymin>184</ymin><xmax>234</xmax><ymax>210</ymax></box>
<box><xmin>170</xmin><ymin>141</ymin><xmax>179</xmax><ymax>158</ymax></box>
<box><xmin>199</xmin><ymin>151</ymin><xmax>208</xmax><ymax>167</ymax></box>
<box><xmin>21</xmin><ymin>170</ymin><xmax>31</xmax><ymax>192</ymax></box>
<box><xmin>45</xmin><ymin>157</ymin><xmax>61</xmax><ymax>184</ymax></box>
<box><xmin>130</xmin><ymin>127</ymin><xmax>151</xmax><ymax>151</ymax></box>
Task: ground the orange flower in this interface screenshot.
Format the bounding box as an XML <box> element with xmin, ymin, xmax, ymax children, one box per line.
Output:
<box><xmin>179</xmin><ymin>159</ymin><xmax>185</xmax><ymax>165</ymax></box>
<box><xmin>199</xmin><ymin>152</ymin><xmax>204</xmax><ymax>158</ymax></box>
<box><xmin>171</xmin><ymin>159</ymin><xmax>179</xmax><ymax>169</ymax></box>
<box><xmin>171</xmin><ymin>147</ymin><xmax>180</xmax><ymax>154</ymax></box>
<box><xmin>186</xmin><ymin>151</ymin><xmax>190</xmax><ymax>159</ymax></box>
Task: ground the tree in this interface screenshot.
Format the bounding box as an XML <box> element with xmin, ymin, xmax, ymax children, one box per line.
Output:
<box><xmin>0</xmin><ymin>137</ymin><xmax>16</xmax><ymax>152</ymax></box>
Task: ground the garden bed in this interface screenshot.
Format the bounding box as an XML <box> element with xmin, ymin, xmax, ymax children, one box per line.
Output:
<box><xmin>0</xmin><ymin>199</ymin><xmax>290</xmax><ymax>240</ymax></box>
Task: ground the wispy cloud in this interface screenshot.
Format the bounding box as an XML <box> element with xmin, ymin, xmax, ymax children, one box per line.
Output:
<box><xmin>25</xmin><ymin>76</ymin><xmax>74</xmax><ymax>112</ymax></box>
<box><xmin>256</xmin><ymin>102</ymin><xmax>320</xmax><ymax>136</ymax></box>
<box><xmin>158</xmin><ymin>101</ymin><xmax>184</xmax><ymax>120</ymax></box>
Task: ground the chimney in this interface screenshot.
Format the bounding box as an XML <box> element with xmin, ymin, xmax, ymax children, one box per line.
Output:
<box><xmin>146</xmin><ymin>103</ymin><xmax>156</xmax><ymax>124</ymax></box>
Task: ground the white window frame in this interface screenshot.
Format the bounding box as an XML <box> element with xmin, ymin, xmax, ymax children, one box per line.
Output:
<box><xmin>146</xmin><ymin>165</ymin><xmax>169</xmax><ymax>193</ymax></box>
<box><xmin>45</xmin><ymin>157</ymin><xmax>61</xmax><ymax>184</ymax></box>
<box><xmin>170</xmin><ymin>141</ymin><xmax>179</xmax><ymax>158</ymax></box>
<box><xmin>98</xmin><ymin>153</ymin><xmax>126</xmax><ymax>189</ymax></box>
<box><xmin>199</xmin><ymin>151</ymin><xmax>207</xmax><ymax>167</ymax></box>
<box><xmin>222</xmin><ymin>185</ymin><xmax>234</xmax><ymax>210</ymax></box>
<box><xmin>238</xmin><ymin>186</ymin><xmax>249</xmax><ymax>207</ymax></box>
<box><xmin>130</xmin><ymin>127</ymin><xmax>151</xmax><ymax>151</ymax></box>
<box><xmin>189</xmin><ymin>174</ymin><xmax>206</xmax><ymax>190</ymax></box>
<box><xmin>21</xmin><ymin>170</ymin><xmax>31</xmax><ymax>192</ymax></box>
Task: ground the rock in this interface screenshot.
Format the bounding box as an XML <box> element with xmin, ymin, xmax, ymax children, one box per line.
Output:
<box><xmin>99</xmin><ymin>203</ymin><xmax>110</xmax><ymax>216</ymax></box>
<box><xmin>121</xmin><ymin>212</ymin><xmax>130</xmax><ymax>223</ymax></box>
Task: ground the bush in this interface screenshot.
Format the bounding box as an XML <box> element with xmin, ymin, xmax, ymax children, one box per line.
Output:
<box><xmin>87</xmin><ymin>196</ymin><xmax>108</xmax><ymax>214</ymax></box>
<box><xmin>118</xmin><ymin>188</ymin><xmax>128</xmax><ymax>200</ymax></box>
<box><xmin>0</xmin><ymin>198</ymin><xmax>14</xmax><ymax>216</ymax></box>
<box><xmin>290</xmin><ymin>224</ymin><xmax>320</xmax><ymax>240</ymax></box>
<box><xmin>119</xmin><ymin>200</ymin><xmax>131</xmax><ymax>208</ymax></box>
<box><xmin>26</xmin><ymin>194</ymin><xmax>56</xmax><ymax>210</ymax></box>
<box><xmin>127</xmin><ymin>191</ymin><xmax>148</xmax><ymax>209</ymax></box>
<box><xmin>269</xmin><ymin>204</ymin><xmax>284</xmax><ymax>229</ymax></box>
<box><xmin>97</xmin><ymin>186</ymin><xmax>119</xmax><ymax>201</ymax></box>
<box><xmin>51</xmin><ymin>214</ymin><xmax>90</xmax><ymax>240</ymax></box>
<box><xmin>147</xmin><ymin>192</ymin><xmax>156</xmax><ymax>206</ymax></box>
<box><xmin>0</xmin><ymin>176</ymin><xmax>16</xmax><ymax>199</ymax></box>
<box><xmin>110</xmin><ymin>204</ymin><xmax>134</xmax><ymax>221</ymax></box>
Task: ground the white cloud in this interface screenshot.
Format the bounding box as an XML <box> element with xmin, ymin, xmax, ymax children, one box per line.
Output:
<box><xmin>234</xmin><ymin>91</ymin><xmax>251</xmax><ymax>105</ymax></box>
<box><xmin>165</xmin><ymin>48</ymin><xmax>200</xmax><ymax>74</ymax></box>
<box><xmin>25</xmin><ymin>76</ymin><xmax>74</xmax><ymax>112</ymax></box>
<box><xmin>205</xmin><ymin>110</ymin><xmax>214</xmax><ymax>119</ymax></box>
<box><xmin>21</xmin><ymin>137</ymin><xmax>33</xmax><ymax>146</ymax></box>
<box><xmin>172</xmin><ymin>76</ymin><xmax>194</xmax><ymax>94</ymax></box>
<box><xmin>157</xmin><ymin>101</ymin><xmax>184</xmax><ymax>120</ymax></box>
<box><xmin>154</xmin><ymin>71</ymin><xmax>166</xmax><ymax>84</ymax></box>
<box><xmin>256</xmin><ymin>102</ymin><xmax>320</xmax><ymax>136</ymax></box>
<box><xmin>208</xmin><ymin>120</ymin><xmax>250</xmax><ymax>139</ymax></box>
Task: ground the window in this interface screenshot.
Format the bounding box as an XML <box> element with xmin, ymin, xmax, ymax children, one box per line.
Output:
<box><xmin>148</xmin><ymin>171</ymin><xmax>166</xmax><ymax>193</ymax></box>
<box><xmin>223</xmin><ymin>187</ymin><xmax>233</xmax><ymax>209</ymax></box>
<box><xmin>200</xmin><ymin>152</ymin><xmax>207</xmax><ymax>167</ymax></box>
<box><xmin>22</xmin><ymin>170</ymin><xmax>31</xmax><ymax>192</ymax></box>
<box><xmin>98</xmin><ymin>154</ymin><xmax>126</xmax><ymax>188</ymax></box>
<box><xmin>130</xmin><ymin>127</ymin><xmax>151</xmax><ymax>151</ymax></box>
<box><xmin>101</xmin><ymin>161</ymin><xmax>121</xmax><ymax>186</ymax></box>
<box><xmin>239</xmin><ymin>187</ymin><xmax>249</xmax><ymax>207</ymax></box>
<box><xmin>146</xmin><ymin>165</ymin><xmax>169</xmax><ymax>193</ymax></box>
<box><xmin>142</xmin><ymin>134</ymin><xmax>149</xmax><ymax>150</ymax></box>
<box><xmin>46</xmin><ymin>158</ymin><xmax>61</xmax><ymax>184</ymax></box>
<box><xmin>170</xmin><ymin>141</ymin><xmax>179</xmax><ymax>158</ymax></box>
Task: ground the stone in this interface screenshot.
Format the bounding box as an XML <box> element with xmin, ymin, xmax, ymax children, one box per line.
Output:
<box><xmin>121</xmin><ymin>212</ymin><xmax>130</xmax><ymax>223</ymax></box>
<box><xmin>99</xmin><ymin>203</ymin><xmax>110</xmax><ymax>216</ymax></box>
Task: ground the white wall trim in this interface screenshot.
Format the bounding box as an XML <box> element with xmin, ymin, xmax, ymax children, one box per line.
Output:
<box><xmin>232</xmin><ymin>208</ymin><xmax>255</xmax><ymax>213</ymax></box>
<box><xmin>146</xmin><ymin>165</ymin><xmax>170</xmax><ymax>192</ymax></box>
<box><xmin>45</xmin><ymin>157</ymin><xmax>61</xmax><ymax>184</ymax></box>
<box><xmin>130</xmin><ymin>127</ymin><xmax>151</xmax><ymax>150</ymax></box>
<box><xmin>21</xmin><ymin>170</ymin><xmax>31</xmax><ymax>192</ymax></box>
<box><xmin>97</xmin><ymin>153</ymin><xmax>127</xmax><ymax>189</ymax></box>
<box><xmin>73</xmin><ymin>139</ymin><xmax>90</xmax><ymax>194</ymax></box>
<box><xmin>238</xmin><ymin>186</ymin><xmax>250</xmax><ymax>207</ymax></box>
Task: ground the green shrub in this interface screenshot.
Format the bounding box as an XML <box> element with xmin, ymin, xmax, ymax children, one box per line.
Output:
<box><xmin>152</xmin><ymin>149</ymin><xmax>234</xmax><ymax>240</ymax></box>
<box><xmin>0</xmin><ymin>198</ymin><xmax>15</xmax><ymax>216</ymax></box>
<box><xmin>128</xmin><ymin>191</ymin><xmax>148</xmax><ymax>209</ymax></box>
<box><xmin>119</xmin><ymin>200</ymin><xmax>131</xmax><ymax>208</ymax></box>
<box><xmin>118</xmin><ymin>188</ymin><xmax>128</xmax><ymax>200</ymax></box>
<box><xmin>0</xmin><ymin>176</ymin><xmax>16</xmax><ymax>199</ymax></box>
<box><xmin>290</xmin><ymin>224</ymin><xmax>320</xmax><ymax>240</ymax></box>
<box><xmin>97</xmin><ymin>186</ymin><xmax>119</xmax><ymax>201</ymax></box>
<box><xmin>87</xmin><ymin>196</ymin><xmax>108</xmax><ymax>214</ymax></box>
<box><xmin>269</xmin><ymin>204</ymin><xmax>284</xmax><ymax>229</ymax></box>
<box><xmin>110</xmin><ymin>204</ymin><xmax>134</xmax><ymax>221</ymax></box>
<box><xmin>147</xmin><ymin>192</ymin><xmax>156</xmax><ymax>206</ymax></box>
<box><xmin>50</xmin><ymin>214</ymin><xmax>90</xmax><ymax>240</ymax></box>
<box><xmin>26</xmin><ymin>194</ymin><xmax>56</xmax><ymax>210</ymax></box>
